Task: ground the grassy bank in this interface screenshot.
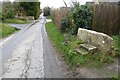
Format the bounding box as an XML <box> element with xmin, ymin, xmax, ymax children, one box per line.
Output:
<box><xmin>46</xmin><ymin>16</ymin><xmax>51</xmax><ymax>19</ymax></box>
<box><xmin>4</xmin><ymin>19</ymin><xmax>27</xmax><ymax>24</ymax></box>
<box><xmin>45</xmin><ymin>22</ymin><xmax>118</xmax><ymax>68</ymax></box>
<box><xmin>0</xmin><ymin>23</ymin><xmax>18</xmax><ymax>38</ymax></box>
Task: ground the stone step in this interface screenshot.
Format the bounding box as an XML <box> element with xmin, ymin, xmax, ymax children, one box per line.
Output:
<box><xmin>80</xmin><ymin>44</ymin><xmax>97</xmax><ymax>54</ymax></box>
<box><xmin>75</xmin><ymin>48</ymin><xmax>89</xmax><ymax>55</ymax></box>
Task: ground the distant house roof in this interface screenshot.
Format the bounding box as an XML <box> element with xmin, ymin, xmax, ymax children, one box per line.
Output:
<box><xmin>93</xmin><ymin>0</ymin><xmax>120</xmax><ymax>2</ymax></box>
<box><xmin>86</xmin><ymin>2</ymin><xmax>119</xmax><ymax>5</ymax></box>
<box><xmin>87</xmin><ymin>0</ymin><xmax>120</xmax><ymax>4</ymax></box>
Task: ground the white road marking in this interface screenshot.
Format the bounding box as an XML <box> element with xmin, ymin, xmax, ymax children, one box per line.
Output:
<box><xmin>0</xmin><ymin>34</ymin><xmax>15</xmax><ymax>47</ymax></box>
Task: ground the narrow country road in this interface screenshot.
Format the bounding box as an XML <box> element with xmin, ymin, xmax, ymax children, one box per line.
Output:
<box><xmin>0</xmin><ymin>18</ymin><xmax>66</xmax><ymax>78</ymax></box>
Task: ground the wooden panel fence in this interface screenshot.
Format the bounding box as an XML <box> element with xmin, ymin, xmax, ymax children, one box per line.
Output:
<box><xmin>91</xmin><ymin>2</ymin><xmax>120</xmax><ymax>36</ymax></box>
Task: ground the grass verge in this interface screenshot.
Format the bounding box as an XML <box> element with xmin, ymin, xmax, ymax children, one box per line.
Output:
<box><xmin>0</xmin><ymin>23</ymin><xmax>18</xmax><ymax>38</ymax></box>
<box><xmin>4</xmin><ymin>19</ymin><xmax>27</xmax><ymax>24</ymax></box>
<box><xmin>46</xmin><ymin>16</ymin><xmax>51</xmax><ymax>19</ymax></box>
<box><xmin>113</xmin><ymin>35</ymin><xmax>120</xmax><ymax>54</ymax></box>
<box><xmin>45</xmin><ymin>22</ymin><xmax>118</xmax><ymax>68</ymax></box>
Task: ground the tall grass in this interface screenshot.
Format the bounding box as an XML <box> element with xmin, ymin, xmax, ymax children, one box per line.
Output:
<box><xmin>0</xmin><ymin>23</ymin><xmax>18</xmax><ymax>38</ymax></box>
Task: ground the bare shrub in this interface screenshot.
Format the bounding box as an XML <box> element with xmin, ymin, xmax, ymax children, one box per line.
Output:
<box><xmin>51</xmin><ymin>8</ymin><xmax>68</xmax><ymax>27</ymax></box>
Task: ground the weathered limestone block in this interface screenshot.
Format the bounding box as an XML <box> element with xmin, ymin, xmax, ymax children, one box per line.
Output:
<box><xmin>77</xmin><ymin>28</ymin><xmax>113</xmax><ymax>53</ymax></box>
<box><xmin>80</xmin><ymin>44</ymin><xmax>97</xmax><ymax>54</ymax></box>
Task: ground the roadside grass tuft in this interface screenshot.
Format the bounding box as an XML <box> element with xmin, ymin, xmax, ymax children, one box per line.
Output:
<box><xmin>113</xmin><ymin>35</ymin><xmax>120</xmax><ymax>55</ymax></box>
<box><xmin>46</xmin><ymin>16</ymin><xmax>51</xmax><ymax>19</ymax></box>
<box><xmin>0</xmin><ymin>23</ymin><xmax>18</xmax><ymax>38</ymax></box>
<box><xmin>45</xmin><ymin>22</ymin><xmax>117</xmax><ymax>68</ymax></box>
<box><xmin>4</xmin><ymin>19</ymin><xmax>27</xmax><ymax>24</ymax></box>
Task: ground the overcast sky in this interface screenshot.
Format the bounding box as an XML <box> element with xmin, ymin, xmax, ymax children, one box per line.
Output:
<box><xmin>40</xmin><ymin>0</ymin><xmax>93</xmax><ymax>9</ymax></box>
<box><xmin>0</xmin><ymin>0</ymin><xmax>93</xmax><ymax>9</ymax></box>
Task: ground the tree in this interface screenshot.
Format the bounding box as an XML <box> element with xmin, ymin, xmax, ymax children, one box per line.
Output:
<box><xmin>19</xmin><ymin>0</ymin><xmax>40</xmax><ymax>19</ymax></box>
<box><xmin>2</xmin><ymin>1</ymin><xmax>15</xmax><ymax>19</ymax></box>
<box><xmin>13</xmin><ymin>2</ymin><xmax>20</xmax><ymax>14</ymax></box>
<box><xmin>43</xmin><ymin>7</ymin><xmax>51</xmax><ymax>16</ymax></box>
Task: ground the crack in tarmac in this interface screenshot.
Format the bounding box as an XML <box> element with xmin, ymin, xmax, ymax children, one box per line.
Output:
<box><xmin>20</xmin><ymin>40</ymin><xmax>35</xmax><ymax>78</ymax></box>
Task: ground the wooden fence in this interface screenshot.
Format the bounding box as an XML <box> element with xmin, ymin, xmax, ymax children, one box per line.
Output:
<box><xmin>91</xmin><ymin>2</ymin><xmax>120</xmax><ymax>35</ymax></box>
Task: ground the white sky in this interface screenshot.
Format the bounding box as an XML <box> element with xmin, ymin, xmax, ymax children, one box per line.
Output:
<box><xmin>0</xmin><ymin>0</ymin><xmax>93</xmax><ymax>9</ymax></box>
<box><xmin>40</xmin><ymin>0</ymin><xmax>93</xmax><ymax>9</ymax></box>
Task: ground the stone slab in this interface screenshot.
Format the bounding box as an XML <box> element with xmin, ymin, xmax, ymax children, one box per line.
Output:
<box><xmin>80</xmin><ymin>44</ymin><xmax>97</xmax><ymax>53</ymax></box>
<box><xmin>77</xmin><ymin>28</ymin><xmax>113</xmax><ymax>53</ymax></box>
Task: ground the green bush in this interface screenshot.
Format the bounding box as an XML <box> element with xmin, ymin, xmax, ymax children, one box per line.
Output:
<box><xmin>60</xmin><ymin>11</ymin><xmax>73</xmax><ymax>34</ymax></box>
<box><xmin>60</xmin><ymin>17</ymin><xmax>69</xmax><ymax>33</ymax></box>
<box><xmin>60</xmin><ymin>2</ymin><xmax>92</xmax><ymax>35</ymax></box>
<box><xmin>72</xmin><ymin>3</ymin><xmax>92</xmax><ymax>35</ymax></box>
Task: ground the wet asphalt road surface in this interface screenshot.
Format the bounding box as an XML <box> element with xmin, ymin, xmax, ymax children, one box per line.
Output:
<box><xmin>0</xmin><ymin>19</ymin><xmax>66</xmax><ymax>78</ymax></box>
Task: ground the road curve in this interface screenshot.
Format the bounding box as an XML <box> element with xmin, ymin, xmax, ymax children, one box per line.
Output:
<box><xmin>2</xmin><ymin>21</ymin><xmax>44</xmax><ymax>78</ymax></box>
<box><xmin>1</xmin><ymin>19</ymin><xmax>66</xmax><ymax>78</ymax></box>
